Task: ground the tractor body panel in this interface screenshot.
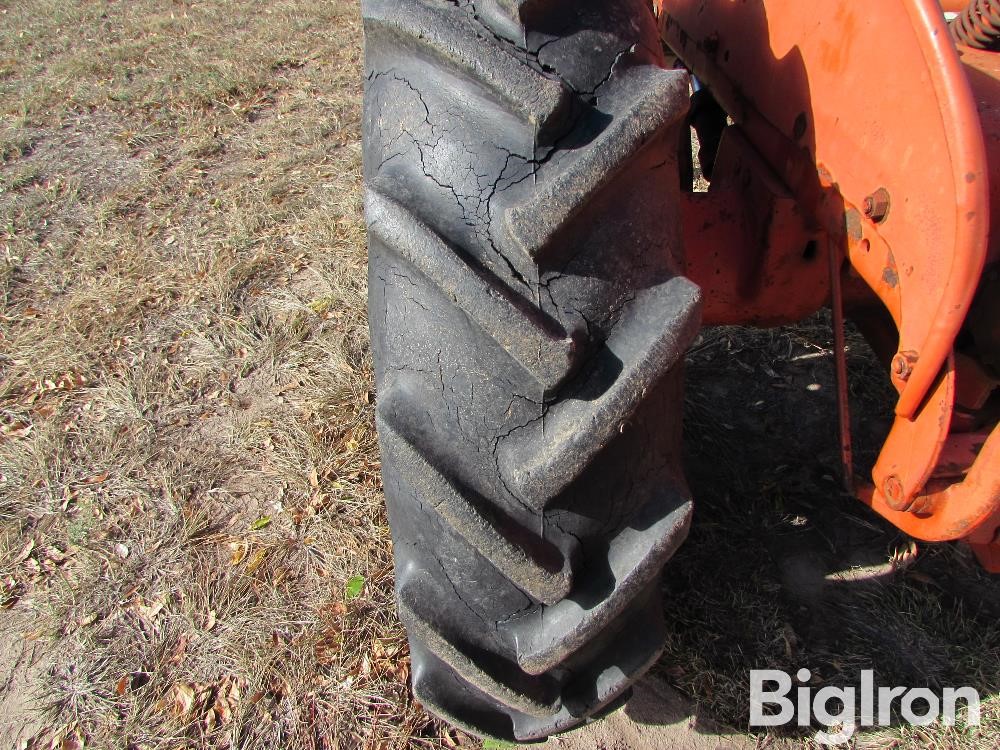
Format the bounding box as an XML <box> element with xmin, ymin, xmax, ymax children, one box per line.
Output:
<box><xmin>660</xmin><ymin>0</ymin><xmax>1000</xmax><ymax>569</ymax></box>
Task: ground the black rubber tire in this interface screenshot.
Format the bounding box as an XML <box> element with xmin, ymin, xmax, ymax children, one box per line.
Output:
<box><xmin>362</xmin><ymin>0</ymin><xmax>701</xmax><ymax>741</ymax></box>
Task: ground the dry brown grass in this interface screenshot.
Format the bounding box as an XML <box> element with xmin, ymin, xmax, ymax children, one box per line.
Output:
<box><xmin>0</xmin><ymin>1</ymin><xmax>462</xmax><ymax>747</ymax></box>
<box><xmin>1</xmin><ymin>2</ymin><xmax>997</xmax><ymax>749</ymax></box>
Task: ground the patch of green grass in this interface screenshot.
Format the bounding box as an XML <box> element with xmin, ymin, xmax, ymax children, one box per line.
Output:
<box><xmin>345</xmin><ymin>574</ymin><xmax>365</xmax><ymax>600</ymax></box>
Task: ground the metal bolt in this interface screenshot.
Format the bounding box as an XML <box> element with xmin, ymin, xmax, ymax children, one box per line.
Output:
<box><xmin>891</xmin><ymin>350</ymin><xmax>918</xmax><ymax>381</ymax></box>
<box><xmin>863</xmin><ymin>187</ymin><xmax>891</xmax><ymax>223</ymax></box>
<box><xmin>891</xmin><ymin>354</ymin><xmax>910</xmax><ymax>379</ymax></box>
<box><xmin>883</xmin><ymin>474</ymin><xmax>909</xmax><ymax>511</ymax></box>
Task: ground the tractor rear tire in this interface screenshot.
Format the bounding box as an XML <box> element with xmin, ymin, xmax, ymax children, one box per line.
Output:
<box><xmin>362</xmin><ymin>0</ymin><xmax>701</xmax><ymax>740</ymax></box>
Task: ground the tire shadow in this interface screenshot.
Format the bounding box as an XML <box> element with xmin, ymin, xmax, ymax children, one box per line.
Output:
<box><xmin>633</xmin><ymin>321</ymin><xmax>1000</xmax><ymax>743</ymax></box>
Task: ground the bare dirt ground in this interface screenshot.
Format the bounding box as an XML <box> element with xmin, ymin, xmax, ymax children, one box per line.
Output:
<box><xmin>0</xmin><ymin>2</ymin><xmax>997</xmax><ymax>749</ymax></box>
<box><xmin>551</xmin><ymin>675</ymin><xmax>752</xmax><ymax>750</ymax></box>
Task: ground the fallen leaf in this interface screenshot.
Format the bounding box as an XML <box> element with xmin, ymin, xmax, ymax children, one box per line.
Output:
<box><xmin>133</xmin><ymin>593</ymin><xmax>167</xmax><ymax>624</ymax></box>
<box><xmin>82</xmin><ymin>472</ymin><xmax>109</xmax><ymax>485</ymax></box>
<box><xmin>2</xmin><ymin>576</ymin><xmax>23</xmax><ymax>609</ymax></box>
<box><xmin>78</xmin><ymin>612</ymin><xmax>98</xmax><ymax>627</ymax></box>
<box><xmin>60</xmin><ymin>728</ymin><xmax>84</xmax><ymax>750</ymax></box>
<box><xmin>2</xmin><ymin>421</ymin><xmax>32</xmax><ymax>439</ymax></box>
<box><xmin>245</xmin><ymin>548</ymin><xmax>268</xmax><ymax>574</ymax></box>
<box><xmin>168</xmin><ymin>634</ymin><xmax>189</xmax><ymax>664</ymax></box>
<box><xmin>170</xmin><ymin>683</ymin><xmax>196</xmax><ymax>716</ymax></box>
<box><xmin>249</xmin><ymin>515</ymin><xmax>271</xmax><ymax>531</ymax></box>
<box><xmin>13</xmin><ymin>539</ymin><xmax>35</xmax><ymax>564</ymax></box>
<box><xmin>229</xmin><ymin>540</ymin><xmax>249</xmax><ymax>565</ymax></box>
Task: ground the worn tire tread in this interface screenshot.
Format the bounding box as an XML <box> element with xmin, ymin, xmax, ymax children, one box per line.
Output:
<box><xmin>363</xmin><ymin>0</ymin><xmax>700</xmax><ymax>740</ymax></box>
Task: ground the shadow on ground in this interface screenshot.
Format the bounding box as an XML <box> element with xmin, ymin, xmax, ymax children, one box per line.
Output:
<box><xmin>624</xmin><ymin>319</ymin><xmax>1000</xmax><ymax>746</ymax></box>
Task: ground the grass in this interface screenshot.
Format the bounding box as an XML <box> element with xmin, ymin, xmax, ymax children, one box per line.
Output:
<box><xmin>670</xmin><ymin>323</ymin><xmax>1000</xmax><ymax>749</ymax></box>
<box><xmin>0</xmin><ymin>2</ymin><xmax>997</xmax><ymax>749</ymax></box>
<box><xmin>0</xmin><ymin>1</ymin><xmax>450</xmax><ymax>747</ymax></box>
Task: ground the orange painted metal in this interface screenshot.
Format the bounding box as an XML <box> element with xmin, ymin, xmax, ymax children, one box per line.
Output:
<box><xmin>827</xmin><ymin>226</ymin><xmax>855</xmax><ymax>492</ymax></box>
<box><xmin>663</xmin><ymin>0</ymin><xmax>1000</xmax><ymax>566</ymax></box>
<box><xmin>858</xmin><ymin>425</ymin><xmax>1000</xmax><ymax>538</ymax></box>
<box><xmin>682</xmin><ymin>128</ymin><xmax>827</xmax><ymax>326</ymax></box>
<box><xmin>662</xmin><ymin>0</ymin><xmax>988</xmax><ymax>426</ymax></box>
<box><xmin>892</xmin><ymin>0</ymin><xmax>989</xmax><ymax>422</ymax></box>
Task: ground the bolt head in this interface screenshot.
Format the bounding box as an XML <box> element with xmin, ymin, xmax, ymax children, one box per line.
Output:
<box><xmin>883</xmin><ymin>474</ymin><xmax>909</xmax><ymax>511</ymax></box>
<box><xmin>891</xmin><ymin>353</ymin><xmax>912</xmax><ymax>380</ymax></box>
<box><xmin>863</xmin><ymin>188</ymin><xmax>891</xmax><ymax>223</ymax></box>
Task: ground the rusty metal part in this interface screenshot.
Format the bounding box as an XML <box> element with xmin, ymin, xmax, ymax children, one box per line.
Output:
<box><xmin>859</xmin><ymin>424</ymin><xmax>1000</xmax><ymax>540</ymax></box>
<box><xmin>883</xmin><ymin>475</ymin><xmax>908</xmax><ymax>512</ymax></box>
<box><xmin>661</xmin><ymin>0</ymin><xmax>1000</xmax><ymax>564</ymax></box>
<box><xmin>933</xmin><ymin>431</ymin><xmax>987</xmax><ymax>478</ymax></box>
<box><xmin>682</xmin><ymin>128</ymin><xmax>827</xmax><ymax>326</ymax></box>
<box><xmin>828</xmin><ymin>232</ymin><xmax>854</xmax><ymax>492</ymax></box>
<box><xmin>863</xmin><ymin>188</ymin><xmax>891</xmax><ymax>224</ymax></box>
<box><xmin>891</xmin><ymin>350</ymin><xmax>919</xmax><ymax>382</ymax></box>
<box><xmin>950</xmin><ymin>0</ymin><xmax>1000</xmax><ymax>50</ymax></box>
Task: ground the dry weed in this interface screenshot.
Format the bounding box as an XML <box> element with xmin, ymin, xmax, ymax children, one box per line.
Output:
<box><xmin>0</xmin><ymin>1</ymin><xmax>460</xmax><ymax>747</ymax></box>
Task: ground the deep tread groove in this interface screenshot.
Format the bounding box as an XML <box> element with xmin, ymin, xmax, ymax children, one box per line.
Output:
<box><xmin>495</xmin><ymin>66</ymin><xmax>690</xmax><ymax>267</ymax></box>
<box><xmin>377</xmin><ymin>407</ymin><xmax>574</xmax><ymax>605</ymax></box>
<box><xmin>408</xmin><ymin>587</ymin><xmax>669</xmax><ymax>742</ymax></box>
<box><xmin>366</xmin><ymin>189</ymin><xmax>585</xmax><ymax>394</ymax></box>
<box><xmin>498</xmin><ymin>276</ymin><xmax>701</xmax><ymax>508</ymax></box>
<box><xmin>363</xmin><ymin>0</ymin><xmax>572</xmax><ymax>137</ymax></box>
<box><xmin>399</xmin><ymin>596</ymin><xmax>562</xmax><ymax>719</ymax></box>
<box><xmin>512</xmin><ymin>589</ymin><xmax>668</xmax><ymax>740</ymax></box>
<box><xmin>505</xmin><ymin>481</ymin><xmax>692</xmax><ymax>675</ymax></box>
